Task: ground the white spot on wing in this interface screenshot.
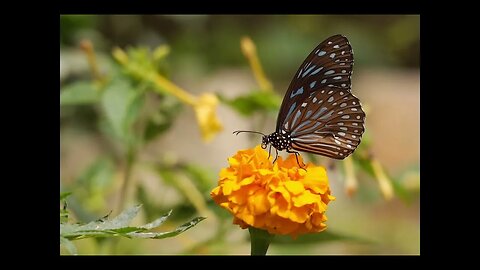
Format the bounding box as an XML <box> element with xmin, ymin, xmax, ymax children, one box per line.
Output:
<box><xmin>328</xmin><ymin>97</ymin><xmax>334</xmax><ymax>102</ymax></box>
<box><xmin>333</xmin><ymin>76</ymin><xmax>342</xmax><ymax>80</ymax></box>
<box><xmin>330</xmin><ymin>53</ymin><xmax>336</xmax><ymax>58</ymax></box>
<box><xmin>318</xmin><ymin>51</ymin><xmax>326</xmax><ymax>56</ymax></box>
<box><xmin>321</xmin><ymin>79</ymin><xmax>327</xmax><ymax>84</ymax></box>
<box><xmin>333</xmin><ymin>45</ymin><xmax>340</xmax><ymax>49</ymax></box>
<box><xmin>310</xmin><ymin>67</ymin><xmax>323</xmax><ymax>76</ymax></box>
<box><xmin>324</xmin><ymin>70</ymin><xmax>335</xmax><ymax>75</ymax></box>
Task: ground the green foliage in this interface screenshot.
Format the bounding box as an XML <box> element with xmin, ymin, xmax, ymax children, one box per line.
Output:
<box><xmin>60</xmin><ymin>192</ymin><xmax>73</xmax><ymax>201</ymax></box>
<box><xmin>60</xmin><ymin>204</ymin><xmax>206</xmax><ymax>255</ymax></box>
<box><xmin>60</xmin><ymin>82</ymin><xmax>100</xmax><ymax>105</ymax></box>
<box><xmin>144</xmin><ymin>95</ymin><xmax>183</xmax><ymax>142</ymax></box>
<box><xmin>181</xmin><ymin>163</ymin><xmax>216</xmax><ymax>194</ymax></box>
<box><xmin>218</xmin><ymin>90</ymin><xmax>281</xmax><ymax>116</ymax></box>
<box><xmin>72</xmin><ymin>158</ymin><xmax>115</xmax><ymax>213</ymax></box>
<box><xmin>101</xmin><ymin>79</ymin><xmax>145</xmax><ymax>143</ymax></box>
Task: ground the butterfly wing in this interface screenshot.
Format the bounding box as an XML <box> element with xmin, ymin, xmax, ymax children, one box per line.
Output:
<box><xmin>282</xmin><ymin>86</ymin><xmax>365</xmax><ymax>159</ymax></box>
<box><xmin>276</xmin><ymin>34</ymin><xmax>354</xmax><ymax>131</ymax></box>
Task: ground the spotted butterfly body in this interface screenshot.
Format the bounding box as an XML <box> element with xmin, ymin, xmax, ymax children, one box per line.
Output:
<box><xmin>237</xmin><ymin>34</ymin><xmax>365</xmax><ymax>162</ymax></box>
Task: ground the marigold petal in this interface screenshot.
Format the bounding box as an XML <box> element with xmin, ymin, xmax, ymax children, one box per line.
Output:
<box><xmin>211</xmin><ymin>186</ymin><xmax>221</xmax><ymax>196</ymax></box>
<box><xmin>285</xmin><ymin>181</ymin><xmax>304</xmax><ymax>195</ymax></box>
<box><xmin>247</xmin><ymin>189</ymin><xmax>270</xmax><ymax>215</ymax></box>
<box><xmin>289</xmin><ymin>206</ymin><xmax>310</xmax><ymax>223</ymax></box>
<box><xmin>303</xmin><ymin>167</ymin><xmax>329</xmax><ymax>194</ymax></box>
<box><xmin>292</xmin><ymin>190</ymin><xmax>321</xmax><ymax>207</ymax></box>
<box><xmin>239</xmin><ymin>175</ymin><xmax>255</xmax><ymax>186</ymax></box>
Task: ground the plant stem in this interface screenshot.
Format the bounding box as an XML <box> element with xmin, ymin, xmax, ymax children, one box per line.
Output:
<box><xmin>248</xmin><ymin>227</ymin><xmax>274</xmax><ymax>256</ymax></box>
<box><xmin>118</xmin><ymin>145</ymin><xmax>135</xmax><ymax>213</ymax></box>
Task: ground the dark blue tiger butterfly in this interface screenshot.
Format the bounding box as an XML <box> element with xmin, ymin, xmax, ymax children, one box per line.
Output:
<box><xmin>234</xmin><ymin>34</ymin><xmax>366</xmax><ymax>166</ymax></box>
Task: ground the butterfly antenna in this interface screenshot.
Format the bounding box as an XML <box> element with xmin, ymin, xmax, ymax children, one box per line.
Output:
<box><xmin>232</xmin><ymin>130</ymin><xmax>266</xmax><ymax>136</ymax></box>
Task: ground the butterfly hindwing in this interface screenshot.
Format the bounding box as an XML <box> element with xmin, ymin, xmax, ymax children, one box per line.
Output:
<box><xmin>276</xmin><ymin>34</ymin><xmax>354</xmax><ymax>131</ymax></box>
<box><xmin>282</xmin><ymin>86</ymin><xmax>365</xmax><ymax>159</ymax></box>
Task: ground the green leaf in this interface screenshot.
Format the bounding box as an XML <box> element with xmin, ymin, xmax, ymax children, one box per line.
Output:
<box><xmin>60</xmin><ymin>192</ymin><xmax>72</xmax><ymax>201</ymax></box>
<box><xmin>140</xmin><ymin>209</ymin><xmax>172</xmax><ymax>230</ymax></box>
<box><xmin>61</xmin><ymin>81</ymin><xmax>100</xmax><ymax>105</ymax></box>
<box><xmin>128</xmin><ymin>217</ymin><xmax>206</xmax><ymax>239</ymax></box>
<box><xmin>271</xmin><ymin>230</ymin><xmax>374</xmax><ymax>245</ymax></box>
<box><xmin>101</xmin><ymin>79</ymin><xmax>144</xmax><ymax>142</ymax></box>
<box><xmin>60</xmin><ymin>205</ymin><xmax>205</xmax><ymax>242</ymax></box>
<box><xmin>219</xmin><ymin>91</ymin><xmax>281</xmax><ymax>116</ymax></box>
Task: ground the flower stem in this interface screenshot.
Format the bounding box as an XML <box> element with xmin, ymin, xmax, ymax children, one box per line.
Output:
<box><xmin>117</xmin><ymin>145</ymin><xmax>136</xmax><ymax>212</ymax></box>
<box><xmin>371</xmin><ymin>158</ymin><xmax>394</xmax><ymax>200</ymax></box>
<box><xmin>241</xmin><ymin>36</ymin><xmax>273</xmax><ymax>92</ymax></box>
<box><xmin>344</xmin><ymin>156</ymin><xmax>358</xmax><ymax>197</ymax></box>
<box><xmin>248</xmin><ymin>227</ymin><xmax>274</xmax><ymax>256</ymax></box>
<box><xmin>80</xmin><ymin>39</ymin><xmax>103</xmax><ymax>83</ymax></box>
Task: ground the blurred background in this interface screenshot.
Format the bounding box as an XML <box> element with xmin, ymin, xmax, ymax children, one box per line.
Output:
<box><xmin>60</xmin><ymin>15</ymin><xmax>419</xmax><ymax>255</ymax></box>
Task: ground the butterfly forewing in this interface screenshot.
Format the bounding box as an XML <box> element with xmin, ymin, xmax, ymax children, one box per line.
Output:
<box><xmin>276</xmin><ymin>34</ymin><xmax>354</xmax><ymax>131</ymax></box>
<box><xmin>283</xmin><ymin>86</ymin><xmax>365</xmax><ymax>159</ymax></box>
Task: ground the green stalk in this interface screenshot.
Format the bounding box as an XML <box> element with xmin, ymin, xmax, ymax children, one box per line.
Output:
<box><xmin>248</xmin><ymin>227</ymin><xmax>274</xmax><ymax>256</ymax></box>
<box><xmin>117</xmin><ymin>145</ymin><xmax>136</xmax><ymax>213</ymax></box>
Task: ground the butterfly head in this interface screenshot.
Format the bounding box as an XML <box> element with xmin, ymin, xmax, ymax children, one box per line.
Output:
<box><xmin>261</xmin><ymin>135</ymin><xmax>270</xmax><ymax>149</ymax></box>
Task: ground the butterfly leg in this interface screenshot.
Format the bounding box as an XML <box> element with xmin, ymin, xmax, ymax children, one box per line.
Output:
<box><xmin>268</xmin><ymin>145</ymin><xmax>272</xmax><ymax>160</ymax></box>
<box><xmin>272</xmin><ymin>148</ymin><xmax>279</xmax><ymax>164</ymax></box>
<box><xmin>287</xmin><ymin>149</ymin><xmax>307</xmax><ymax>170</ymax></box>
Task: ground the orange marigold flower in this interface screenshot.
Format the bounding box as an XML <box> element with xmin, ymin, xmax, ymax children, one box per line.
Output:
<box><xmin>211</xmin><ymin>145</ymin><xmax>335</xmax><ymax>238</ymax></box>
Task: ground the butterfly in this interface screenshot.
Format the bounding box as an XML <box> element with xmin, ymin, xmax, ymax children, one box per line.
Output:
<box><xmin>234</xmin><ymin>34</ymin><xmax>366</xmax><ymax>166</ymax></box>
